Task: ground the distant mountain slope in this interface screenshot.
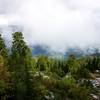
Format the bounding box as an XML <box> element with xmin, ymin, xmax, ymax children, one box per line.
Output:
<box><xmin>31</xmin><ymin>45</ymin><xmax>50</xmax><ymax>56</ymax></box>
<box><xmin>31</xmin><ymin>45</ymin><xmax>100</xmax><ymax>58</ymax></box>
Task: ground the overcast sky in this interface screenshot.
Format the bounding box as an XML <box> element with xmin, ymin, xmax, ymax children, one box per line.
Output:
<box><xmin>0</xmin><ymin>0</ymin><xmax>100</xmax><ymax>52</ymax></box>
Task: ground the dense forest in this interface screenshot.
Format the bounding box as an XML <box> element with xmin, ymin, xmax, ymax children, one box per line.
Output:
<box><xmin>0</xmin><ymin>32</ymin><xmax>100</xmax><ymax>100</ymax></box>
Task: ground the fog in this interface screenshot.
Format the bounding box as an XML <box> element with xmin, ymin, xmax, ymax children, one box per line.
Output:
<box><xmin>0</xmin><ymin>0</ymin><xmax>100</xmax><ymax>52</ymax></box>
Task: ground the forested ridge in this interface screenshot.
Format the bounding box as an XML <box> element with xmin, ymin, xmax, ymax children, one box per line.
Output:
<box><xmin>0</xmin><ymin>32</ymin><xmax>100</xmax><ymax>100</ymax></box>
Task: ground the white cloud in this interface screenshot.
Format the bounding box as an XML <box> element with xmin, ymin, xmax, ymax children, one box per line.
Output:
<box><xmin>0</xmin><ymin>15</ymin><xmax>8</xmax><ymax>25</ymax></box>
<box><xmin>0</xmin><ymin>0</ymin><xmax>100</xmax><ymax>52</ymax></box>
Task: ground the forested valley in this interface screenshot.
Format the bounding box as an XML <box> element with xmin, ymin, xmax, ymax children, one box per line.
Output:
<box><xmin>0</xmin><ymin>32</ymin><xmax>100</xmax><ymax>100</ymax></box>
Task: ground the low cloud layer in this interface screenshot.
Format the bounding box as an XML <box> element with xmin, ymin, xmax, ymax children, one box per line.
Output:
<box><xmin>0</xmin><ymin>0</ymin><xmax>100</xmax><ymax>52</ymax></box>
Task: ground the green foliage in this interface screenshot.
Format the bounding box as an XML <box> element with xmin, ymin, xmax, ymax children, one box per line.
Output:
<box><xmin>10</xmin><ymin>32</ymin><xmax>34</xmax><ymax>100</ymax></box>
<box><xmin>0</xmin><ymin>32</ymin><xmax>99</xmax><ymax>100</ymax></box>
<box><xmin>67</xmin><ymin>55</ymin><xmax>81</xmax><ymax>74</ymax></box>
<box><xmin>0</xmin><ymin>34</ymin><xmax>8</xmax><ymax>59</ymax></box>
<box><xmin>68</xmin><ymin>86</ymin><xmax>91</xmax><ymax>100</ymax></box>
<box><xmin>85</xmin><ymin>56</ymin><xmax>100</xmax><ymax>72</ymax></box>
<box><xmin>62</xmin><ymin>75</ymin><xmax>76</xmax><ymax>87</ymax></box>
<box><xmin>36</xmin><ymin>55</ymin><xmax>49</xmax><ymax>71</ymax></box>
<box><xmin>76</xmin><ymin>66</ymin><xmax>90</xmax><ymax>79</ymax></box>
<box><xmin>49</xmin><ymin>59</ymin><xmax>65</xmax><ymax>77</ymax></box>
<box><xmin>0</xmin><ymin>55</ymin><xmax>11</xmax><ymax>100</ymax></box>
<box><xmin>0</xmin><ymin>80</ymin><xmax>6</xmax><ymax>95</ymax></box>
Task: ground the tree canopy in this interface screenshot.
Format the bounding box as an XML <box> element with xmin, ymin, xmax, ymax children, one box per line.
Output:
<box><xmin>0</xmin><ymin>32</ymin><xmax>99</xmax><ymax>100</ymax></box>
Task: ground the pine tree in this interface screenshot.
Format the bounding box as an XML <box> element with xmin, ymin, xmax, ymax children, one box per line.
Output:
<box><xmin>67</xmin><ymin>54</ymin><xmax>80</xmax><ymax>74</ymax></box>
<box><xmin>0</xmin><ymin>55</ymin><xmax>11</xmax><ymax>100</ymax></box>
<box><xmin>10</xmin><ymin>32</ymin><xmax>33</xmax><ymax>100</ymax></box>
<box><xmin>37</xmin><ymin>55</ymin><xmax>48</xmax><ymax>71</ymax></box>
<box><xmin>0</xmin><ymin>34</ymin><xmax>8</xmax><ymax>59</ymax></box>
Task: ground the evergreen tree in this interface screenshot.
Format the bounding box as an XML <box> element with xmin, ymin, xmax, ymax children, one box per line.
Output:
<box><xmin>67</xmin><ymin>54</ymin><xmax>80</xmax><ymax>74</ymax></box>
<box><xmin>37</xmin><ymin>55</ymin><xmax>49</xmax><ymax>71</ymax></box>
<box><xmin>0</xmin><ymin>34</ymin><xmax>8</xmax><ymax>59</ymax></box>
<box><xmin>10</xmin><ymin>32</ymin><xmax>33</xmax><ymax>100</ymax></box>
<box><xmin>0</xmin><ymin>55</ymin><xmax>11</xmax><ymax>100</ymax></box>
